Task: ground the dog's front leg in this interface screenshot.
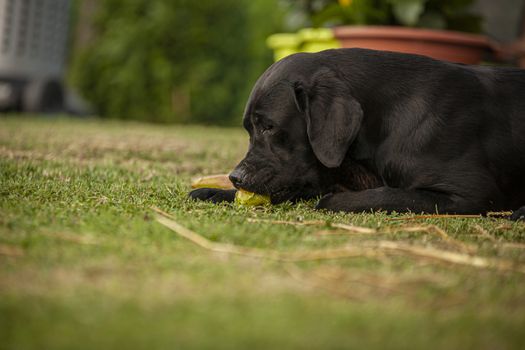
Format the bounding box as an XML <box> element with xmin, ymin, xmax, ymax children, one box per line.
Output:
<box><xmin>510</xmin><ymin>206</ymin><xmax>525</xmax><ymax>221</ymax></box>
<box><xmin>316</xmin><ymin>187</ymin><xmax>475</xmax><ymax>214</ymax></box>
<box><xmin>189</xmin><ymin>188</ymin><xmax>237</xmax><ymax>203</ymax></box>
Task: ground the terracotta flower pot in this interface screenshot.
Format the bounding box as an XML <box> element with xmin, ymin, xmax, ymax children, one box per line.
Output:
<box><xmin>333</xmin><ymin>26</ymin><xmax>493</xmax><ymax>64</ymax></box>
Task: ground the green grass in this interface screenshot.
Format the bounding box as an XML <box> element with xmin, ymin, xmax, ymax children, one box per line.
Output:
<box><xmin>1</xmin><ymin>116</ymin><xmax>525</xmax><ymax>350</ymax></box>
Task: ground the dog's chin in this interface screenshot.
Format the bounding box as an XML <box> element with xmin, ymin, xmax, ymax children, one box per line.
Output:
<box><xmin>234</xmin><ymin>185</ymin><xmax>301</xmax><ymax>204</ymax></box>
<box><xmin>268</xmin><ymin>188</ymin><xmax>295</xmax><ymax>205</ymax></box>
<box><xmin>237</xmin><ymin>177</ymin><xmax>322</xmax><ymax>205</ymax></box>
<box><xmin>270</xmin><ymin>186</ymin><xmax>321</xmax><ymax>204</ymax></box>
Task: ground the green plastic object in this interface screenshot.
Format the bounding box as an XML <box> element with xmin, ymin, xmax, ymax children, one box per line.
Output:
<box><xmin>298</xmin><ymin>28</ymin><xmax>341</xmax><ymax>53</ymax></box>
<box><xmin>266</xmin><ymin>33</ymin><xmax>301</xmax><ymax>62</ymax></box>
<box><xmin>298</xmin><ymin>28</ymin><xmax>335</xmax><ymax>41</ymax></box>
<box><xmin>266</xmin><ymin>28</ymin><xmax>341</xmax><ymax>62</ymax></box>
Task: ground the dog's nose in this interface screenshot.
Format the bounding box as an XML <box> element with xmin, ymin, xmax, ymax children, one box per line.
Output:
<box><xmin>229</xmin><ymin>169</ymin><xmax>244</xmax><ymax>188</ymax></box>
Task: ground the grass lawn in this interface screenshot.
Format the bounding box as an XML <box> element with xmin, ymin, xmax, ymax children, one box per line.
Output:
<box><xmin>1</xmin><ymin>116</ymin><xmax>525</xmax><ymax>350</ymax></box>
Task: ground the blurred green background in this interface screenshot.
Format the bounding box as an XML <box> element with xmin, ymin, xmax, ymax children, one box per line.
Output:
<box><xmin>66</xmin><ymin>0</ymin><xmax>523</xmax><ymax>125</ymax></box>
<box><xmin>69</xmin><ymin>0</ymin><xmax>289</xmax><ymax>125</ymax></box>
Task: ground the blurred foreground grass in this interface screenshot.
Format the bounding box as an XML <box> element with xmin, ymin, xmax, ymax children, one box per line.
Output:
<box><xmin>1</xmin><ymin>116</ymin><xmax>525</xmax><ymax>350</ymax></box>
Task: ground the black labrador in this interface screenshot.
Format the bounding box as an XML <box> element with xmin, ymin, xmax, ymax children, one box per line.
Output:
<box><xmin>190</xmin><ymin>48</ymin><xmax>525</xmax><ymax>220</ymax></box>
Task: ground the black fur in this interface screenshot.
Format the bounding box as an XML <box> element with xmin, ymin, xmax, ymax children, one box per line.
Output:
<box><xmin>189</xmin><ymin>48</ymin><xmax>525</xmax><ymax>220</ymax></box>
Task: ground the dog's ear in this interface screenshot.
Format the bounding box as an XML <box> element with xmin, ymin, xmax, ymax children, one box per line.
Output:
<box><xmin>292</xmin><ymin>82</ymin><xmax>308</xmax><ymax>112</ymax></box>
<box><xmin>293</xmin><ymin>76</ymin><xmax>363</xmax><ymax>168</ymax></box>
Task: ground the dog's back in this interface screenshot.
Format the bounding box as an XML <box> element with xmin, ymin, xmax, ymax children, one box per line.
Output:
<box><xmin>322</xmin><ymin>49</ymin><xmax>525</xmax><ymax>210</ymax></box>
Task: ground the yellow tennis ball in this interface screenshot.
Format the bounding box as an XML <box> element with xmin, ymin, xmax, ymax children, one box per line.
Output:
<box><xmin>235</xmin><ymin>189</ymin><xmax>271</xmax><ymax>206</ymax></box>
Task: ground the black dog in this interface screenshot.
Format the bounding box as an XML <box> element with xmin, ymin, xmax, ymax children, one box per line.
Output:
<box><xmin>190</xmin><ymin>48</ymin><xmax>525</xmax><ymax>220</ymax></box>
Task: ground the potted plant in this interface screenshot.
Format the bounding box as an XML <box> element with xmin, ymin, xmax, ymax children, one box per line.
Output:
<box><xmin>309</xmin><ymin>0</ymin><xmax>493</xmax><ymax>64</ymax></box>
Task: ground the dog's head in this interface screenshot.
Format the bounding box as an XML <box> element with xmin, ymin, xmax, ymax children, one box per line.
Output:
<box><xmin>230</xmin><ymin>52</ymin><xmax>364</xmax><ymax>203</ymax></box>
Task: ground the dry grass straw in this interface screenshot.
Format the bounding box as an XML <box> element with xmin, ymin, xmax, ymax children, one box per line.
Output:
<box><xmin>39</xmin><ymin>231</ymin><xmax>100</xmax><ymax>245</ymax></box>
<box><xmin>386</xmin><ymin>211</ymin><xmax>513</xmax><ymax>221</ymax></box>
<box><xmin>472</xmin><ymin>225</ymin><xmax>525</xmax><ymax>249</ymax></box>
<box><xmin>388</xmin><ymin>214</ymin><xmax>481</xmax><ymax>220</ymax></box>
<box><xmin>248</xmin><ymin>218</ymin><xmax>376</xmax><ymax>234</ymax></box>
<box><xmin>152</xmin><ymin>207</ymin><xmax>525</xmax><ymax>274</ymax></box>
<box><xmin>249</xmin><ymin>218</ymin><xmax>472</xmax><ymax>253</ymax></box>
<box><xmin>472</xmin><ymin>224</ymin><xmax>498</xmax><ymax>242</ymax></box>
<box><xmin>487</xmin><ymin>211</ymin><xmax>514</xmax><ymax>217</ymax></box>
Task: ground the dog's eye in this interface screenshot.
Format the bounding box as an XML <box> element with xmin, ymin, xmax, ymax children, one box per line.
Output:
<box><xmin>253</xmin><ymin>112</ymin><xmax>274</xmax><ymax>135</ymax></box>
<box><xmin>261</xmin><ymin>124</ymin><xmax>274</xmax><ymax>134</ymax></box>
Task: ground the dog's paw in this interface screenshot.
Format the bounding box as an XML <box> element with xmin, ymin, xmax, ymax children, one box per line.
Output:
<box><xmin>510</xmin><ymin>206</ymin><xmax>525</xmax><ymax>221</ymax></box>
<box><xmin>315</xmin><ymin>193</ymin><xmax>336</xmax><ymax>211</ymax></box>
<box><xmin>188</xmin><ymin>188</ymin><xmax>236</xmax><ymax>203</ymax></box>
